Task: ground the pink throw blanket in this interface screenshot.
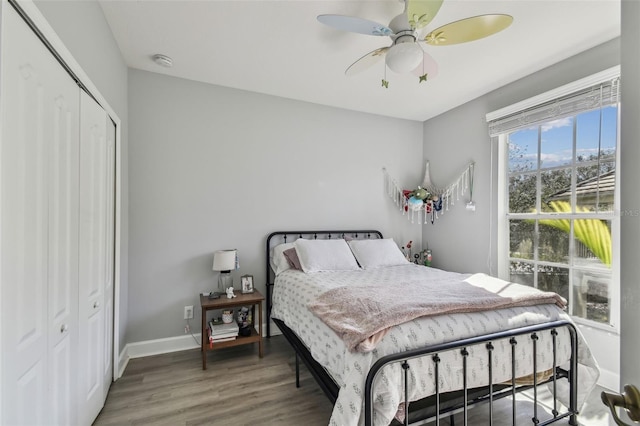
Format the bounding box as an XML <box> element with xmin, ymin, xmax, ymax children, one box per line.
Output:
<box><xmin>307</xmin><ymin>273</ymin><xmax>567</xmax><ymax>352</ymax></box>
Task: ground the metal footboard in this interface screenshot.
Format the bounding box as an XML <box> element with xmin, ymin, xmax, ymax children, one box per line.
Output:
<box><xmin>364</xmin><ymin>320</ymin><xmax>579</xmax><ymax>426</ymax></box>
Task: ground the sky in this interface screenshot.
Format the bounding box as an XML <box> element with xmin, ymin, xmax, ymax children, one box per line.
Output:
<box><xmin>508</xmin><ymin>105</ymin><xmax>618</xmax><ymax>173</ymax></box>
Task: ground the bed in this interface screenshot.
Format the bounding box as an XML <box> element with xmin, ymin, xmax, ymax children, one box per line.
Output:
<box><xmin>265</xmin><ymin>230</ymin><xmax>599</xmax><ymax>426</ymax></box>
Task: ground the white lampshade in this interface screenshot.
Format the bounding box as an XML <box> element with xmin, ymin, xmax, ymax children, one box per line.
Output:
<box><xmin>385</xmin><ymin>41</ymin><xmax>423</xmax><ymax>73</ymax></box>
<box><xmin>212</xmin><ymin>249</ymin><xmax>237</xmax><ymax>272</ymax></box>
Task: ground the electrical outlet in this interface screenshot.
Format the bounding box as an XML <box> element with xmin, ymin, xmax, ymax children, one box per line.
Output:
<box><xmin>184</xmin><ymin>305</ymin><xmax>193</xmax><ymax>320</ymax></box>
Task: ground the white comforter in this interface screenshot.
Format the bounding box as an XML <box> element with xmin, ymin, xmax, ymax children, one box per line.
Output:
<box><xmin>271</xmin><ymin>264</ymin><xmax>599</xmax><ymax>426</ymax></box>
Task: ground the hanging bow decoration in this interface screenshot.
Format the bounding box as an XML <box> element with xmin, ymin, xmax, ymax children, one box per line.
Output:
<box><xmin>383</xmin><ymin>161</ymin><xmax>475</xmax><ymax>224</ymax></box>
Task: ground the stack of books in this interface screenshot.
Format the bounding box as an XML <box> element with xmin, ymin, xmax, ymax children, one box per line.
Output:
<box><xmin>208</xmin><ymin>320</ymin><xmax>239</xmax><ymax>343</ymax></box>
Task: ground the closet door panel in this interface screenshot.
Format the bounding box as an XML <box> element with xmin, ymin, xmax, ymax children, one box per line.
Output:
<box><xmin>103</xmin><ymin>117</ymin><xmax>116</xmax><ymax>398</ymax></box>
<box><xmin>50</xmin><ymin>333</ymin><xmax>73</xmax><ymax>425</ymax></box>
<box><xmin>48</xmin><ymin>90</ymin><xmax>80</xmax><ymax>426</ymax></box>
<box><xmin>84</xmin><ymin>308</ymin><xmax>103</xmax><ymax>398</ymax></box>
<box><xmin>1</xmin><ymin>5</ymin><xmax>80</xmax><ymax>425</ymax></box>
<box><xmin>49</xmin><ymin>91</ymin><xmax>80</xmax><ymax>342</ymax></box>
<box><xmin>78</xmin><ymin>91</ymin><xmax>108</xmax><ymax>426</ymax></box>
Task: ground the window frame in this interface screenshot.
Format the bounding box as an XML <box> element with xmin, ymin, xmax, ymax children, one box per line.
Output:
<box><xmin>492</xmin><ymin>68</ymin><xmax>621</xmax><ymax>332</ymax></box>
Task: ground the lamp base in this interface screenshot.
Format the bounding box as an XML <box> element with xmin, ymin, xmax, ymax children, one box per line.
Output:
<box><xmin>218</xmin><ymin>271</ymin><xmax>233</xmax><ymax>293</ymax></box>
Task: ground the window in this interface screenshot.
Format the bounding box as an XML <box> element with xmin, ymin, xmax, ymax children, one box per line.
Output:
<box><xmin>488</xmin><ymin>68</ymin><xmax>620</xmax><ymax>329</ymax></box>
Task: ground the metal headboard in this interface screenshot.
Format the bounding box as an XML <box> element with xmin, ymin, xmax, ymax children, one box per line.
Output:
<box><xmin>265</xmin><ymin>230</ymin><xmax>383</xmax><ymax>337</ymax></box>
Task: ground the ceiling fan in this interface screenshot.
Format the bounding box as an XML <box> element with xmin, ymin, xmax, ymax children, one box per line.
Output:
<box><xmin>317</xmin><ymin>0</ymin><xmax>513</xmax><ymax>87</ymax></box>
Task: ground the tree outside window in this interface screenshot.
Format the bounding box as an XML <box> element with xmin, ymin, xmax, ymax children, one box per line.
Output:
<box><xmin>506</xmin><ymin>105</ymin><xmax>618</xmax><ymax>325</ymax></box>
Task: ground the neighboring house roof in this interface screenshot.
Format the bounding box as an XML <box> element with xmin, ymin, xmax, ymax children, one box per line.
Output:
<box><xmin>547</xmin><ymin>170</ymin><xmax>616</xmax><ymax>203</ymax></box>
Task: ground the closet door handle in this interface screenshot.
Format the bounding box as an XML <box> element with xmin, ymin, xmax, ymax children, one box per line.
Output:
<box><xmin>93</xmin><ymin>301</ymin><xmax>100</xmax><ymax>309</ymax></box>
<box><xmin>60</xmin><ymin>324</ymin><xmax>68</xmax><ymax>333</ymax></box>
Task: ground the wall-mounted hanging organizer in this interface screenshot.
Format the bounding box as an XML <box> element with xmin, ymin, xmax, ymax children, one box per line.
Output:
<box><xmin>383</xmin><ymin>161</ymin><xmax>475</xmax><ymax>224</ymax></box>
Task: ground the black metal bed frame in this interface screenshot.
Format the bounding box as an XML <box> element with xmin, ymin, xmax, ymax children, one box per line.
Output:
<box><xmin>265</xmin><ymin>230</ymin><xmax>579</xmax><ymax>426</ymax></box>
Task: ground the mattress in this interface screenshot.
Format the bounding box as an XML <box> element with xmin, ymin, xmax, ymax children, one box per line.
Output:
<box><xmin>271</xmin><ymin>264</ymin><xmax>599</xmax><ymax>426</ymax></box>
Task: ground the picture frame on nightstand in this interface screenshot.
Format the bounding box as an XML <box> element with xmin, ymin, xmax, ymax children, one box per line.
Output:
<box><xmin>241</xmin><ymin>274</ymin><xmax>254</xmax><ymax>293</ymax></box>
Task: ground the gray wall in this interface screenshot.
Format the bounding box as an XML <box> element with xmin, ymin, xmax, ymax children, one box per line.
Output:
<box><xmin>127</xmin><ymin>69</ymin><xmax>424</xmax><ymax>342</ymax></box>
<box><xmin>422</xmin><ymin>38</ymin><xmax>620</xmax><ymax>275</ymax></box>
<box><xmin>34</xmin><ymin>0</ymin><xmax>129</xmax><ymax>353</ymax></box>
<box><xmin>620</xmin><ymin>0</ymin><xmax>640</xmax><ymax>405</ymax></box>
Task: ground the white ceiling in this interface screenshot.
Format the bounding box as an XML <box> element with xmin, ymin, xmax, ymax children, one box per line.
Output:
<box><xmin>99</xmin><ymin>0</ymin><xmax>620</xmax><ymax>122</ymax></box>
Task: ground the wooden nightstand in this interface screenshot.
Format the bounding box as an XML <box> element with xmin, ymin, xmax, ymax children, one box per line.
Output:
<box><xmin>200</xmin><ymin>290</ymin><xmax>264</xmax><ymax>370</ymax></box>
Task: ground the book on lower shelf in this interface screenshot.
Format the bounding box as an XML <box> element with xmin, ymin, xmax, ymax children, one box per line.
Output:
<box><xmin>209</xmin><ymin>320</ymin><xmax>239</xmax><ymax>335</ymax></box>
<box><xmin>210</xmin><ymin>336</ymin><xmax>236</xmax><ymax>343</ymax></box>
<box><xmin>208</xmin><ymin>320</ymin><xmax>239</xmax><ymax>342</ymax></box>
<box><xmin>210</xmin><ymin>331</ymin><xmax>238</xmax><ymax>339</ymax></box>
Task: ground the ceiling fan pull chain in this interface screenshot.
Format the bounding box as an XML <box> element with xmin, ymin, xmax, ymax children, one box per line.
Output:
<box><xmin>382</xmin><ymin>64</ymin><xmax>389</xmax><ymax>89</ymax></box>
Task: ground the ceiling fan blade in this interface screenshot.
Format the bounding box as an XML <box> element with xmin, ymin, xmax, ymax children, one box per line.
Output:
<box><xmin>317</xmin><ymin>14</ymin><xmax>393</xmax><ymax>36</ymax></box>
<box><xmin>412</xmin><ymin>50</ymin><xmax>439</xmax><ymax>80</ymax></box>
<box><xmin>423</xmin><ymin>14</ymin><xmax>513</xmax><ymax>46</ymax></box>
<box><xmin>406</xmin><ymin>0</ymin><xmax>444</xmax><ymax>30</ymax></box>
<box><xmin>345</xmin><ymin>47</ymin><xmax>389</xmax><ymax>76</ymax></box>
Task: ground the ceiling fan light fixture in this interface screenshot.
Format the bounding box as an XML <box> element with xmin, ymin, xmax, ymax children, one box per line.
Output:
<box><xmin>385</xmin><ymin>37</ymin><xmax>422</xmax><ymax>73</ymax></box>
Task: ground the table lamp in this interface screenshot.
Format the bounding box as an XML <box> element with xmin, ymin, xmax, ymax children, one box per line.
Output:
<box><xmin>212</xmin><ymin>249</ymin><xmax>237</xmax><ymax>298</ymax></box>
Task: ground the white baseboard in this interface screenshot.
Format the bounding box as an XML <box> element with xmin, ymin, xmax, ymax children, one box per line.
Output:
<box><xmin>116</xmin><ymin>322</ymin><xmax>282</xmax><ymax>379</ymax></box>
<box><xmin>268</xmin><ymin>320</ymin><xmax>282</xmax><ymax>337</ymax></box>
<box><xmin>117</xmin><ymin>346</ymin><xmax>129</xmax><ymax>379</ymax></box>
<box><xmin>117</xmin><ymin>321</ymin><xmax>616</xmax><ymax>392</ymax></box>
<box><xmin>127</xmin><ymin>333</ymin><xmax>201</xmax><ymax>359</ymax></box>
<box><xmin>118</xmin><ymin>321</ymin><xmax>615</xmax><ymax>394</ymax></box>
<box><xmin>115</xmin><ymin>334</ymin><xmax>199</xmax><ymax>379</ymax></box>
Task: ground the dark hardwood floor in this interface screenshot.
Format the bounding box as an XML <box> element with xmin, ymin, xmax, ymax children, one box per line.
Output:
<box><xmin>94</xmin><ymin>335</ymin><xmax>611</xmax><ymax>425</ymax></box>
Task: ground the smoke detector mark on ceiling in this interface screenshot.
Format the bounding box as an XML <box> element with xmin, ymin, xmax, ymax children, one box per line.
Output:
<box><xmin>152</xmin><ymin>54</ymin><xmax>173</xmax><ymax>68</ymax></box>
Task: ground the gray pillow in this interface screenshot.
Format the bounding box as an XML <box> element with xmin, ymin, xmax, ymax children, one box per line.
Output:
<box><xmin>283</xmin><ymin>247</ymin><xmax>302</xmax><ymax>270</ymax></box>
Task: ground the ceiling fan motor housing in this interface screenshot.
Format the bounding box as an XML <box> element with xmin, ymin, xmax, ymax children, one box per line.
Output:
<box><xmin>392</xmin><ymin>30</ymin><xmax>417</xmax><ymax>44</ymax></box>
<box><xmin>388</xmin><ymin>12</ymin><xmax>410</xmax><ymax>34</ymax></box>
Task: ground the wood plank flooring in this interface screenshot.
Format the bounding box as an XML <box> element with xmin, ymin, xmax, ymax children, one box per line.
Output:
<box><xmin>94</xmin><ymin>335</ymin><xmax>612</xmax><ymax>426</ymax></box>
<box><xmin>94</xmin><ymin>336</ymin><xmax>333</xmax><ymax>425</ymax></box>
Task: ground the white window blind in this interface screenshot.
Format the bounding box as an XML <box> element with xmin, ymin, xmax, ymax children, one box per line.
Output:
<box><xmin>487</xmin><ymin>66</ymin><xmax>620</xmax><ymax>137</ymax></box>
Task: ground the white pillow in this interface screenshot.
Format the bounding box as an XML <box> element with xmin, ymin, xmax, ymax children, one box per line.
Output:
<box><xmin>347</xmin><ymin>238</ymin><xmax>409</xmax><ymax>269</ymax></box>
<box><xmin>269</xmin><ymin>242</ymin><xmax>296</xmax><ymax>275</ymax></box>
<box><xmin>294</xmin><ymin>239</ymin><xmax>360</xmax><ymax>273</ymax></box>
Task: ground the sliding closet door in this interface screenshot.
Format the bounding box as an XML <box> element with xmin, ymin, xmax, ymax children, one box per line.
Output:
<box><xmin>0</xmin><ymin>5</ymin><xmax>80</xmax><ymax>425</ymax></box>
<box><xmin>78</xmin><ymin>90</ymin><xmax>109</xmax><ymax>426</ymax></box>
